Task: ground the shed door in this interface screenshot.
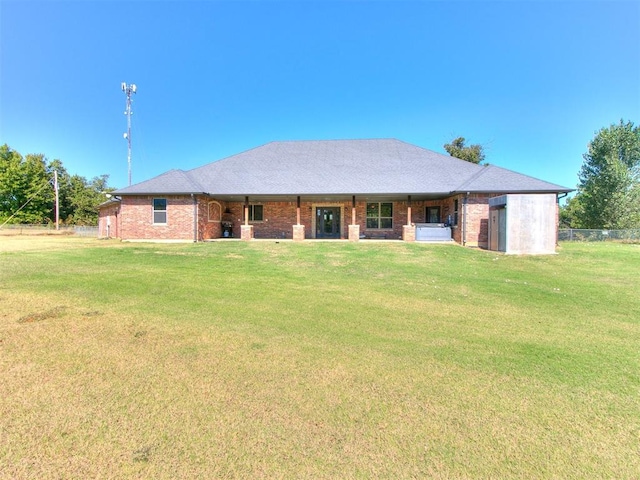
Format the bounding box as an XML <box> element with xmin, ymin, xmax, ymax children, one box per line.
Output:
<box><xmin>490</xmin><ymin>210</ymin><xmax>499</xmax><ymax>251</ymax></box>
<box><xmin>498</xmin><ymin>208</ymin><xmax>507</xmax><ymax>252</ymax></box>
<box><xmin>489</xmin><ymin>208</ymin><xmax>507</xmax><ymax>252</ymax></box>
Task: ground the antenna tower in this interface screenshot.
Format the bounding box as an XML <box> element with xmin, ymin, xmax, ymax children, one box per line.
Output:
<box><xmin>121</xmin><ymin>82</ymin><xmax>137</xmax><ymax>186</ymax></box>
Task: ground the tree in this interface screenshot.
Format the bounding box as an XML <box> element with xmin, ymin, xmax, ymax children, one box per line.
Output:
<box><xmin>66</xmin><ymin>174</ymin><xmax>112</xmax><ymax>225</ymax></box>
<box><xmin>559</xmin><ymin>195</ymin><xmax>584</xmax><ymax>228</ymax></box>
<box><xmin>444</xmin><ymin>137</ymin><xmax>486</xmax><ymax>164</ymax></box>
<box><xmin>0</xmin><ymin>144</ymin><xmax>113</xmax><ymax>225</ymax></box>
<box><xmin>0</xmin><ymin>146</ymin><xmax>54</xmax><ymax>224</ymax></box>
<box><xmin>575</xmin><ymin>120</ymin><xmax>640</xmax><ymax>229</ymax></box>
<box><xmin>0</xmin><ymin>145</ymin><xmax>24</xmax><ymax>222</ymax></box>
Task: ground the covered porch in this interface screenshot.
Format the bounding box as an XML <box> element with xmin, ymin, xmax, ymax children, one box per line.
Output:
<box><xmin>202</xmin><ymin>193</ymin><xmax>458</xmax><ymax>242</ymax></box>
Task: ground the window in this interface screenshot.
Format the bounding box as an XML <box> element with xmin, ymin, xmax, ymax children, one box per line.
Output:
<box><xmin>453</xmin><ymin>199</ymin><xmax>459</xmax><ymax>226</ymax></box>
<box><xmin>426</xmin><ymin>206</ymin><xmax>441</xmax><ymax>223</ymax></box>
<box><xmin>246</xmin><ymin>204</ymin><xmax>263</xmax><ymax>222</ymax></box>
<box><xmin>366</xmin><ymin>202</ymin><xmax>393</xmax><ymax>229</ymax></box>
<box><xmin>153</xmin><ymin>198</ymin><xmax>167</xmax><ymax>224</ymax></box>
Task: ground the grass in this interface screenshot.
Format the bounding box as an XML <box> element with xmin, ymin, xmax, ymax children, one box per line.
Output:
<box><xmin>1</xmin><ymin>237</ymin><xmax>639</xmax><ymax>479</ymax></box>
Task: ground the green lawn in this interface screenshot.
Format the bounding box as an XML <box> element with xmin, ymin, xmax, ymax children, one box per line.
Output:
<box><xmin>1</xmin><ymin>237</ymin><xmax>638</xmax><ymax>479</ymax></box>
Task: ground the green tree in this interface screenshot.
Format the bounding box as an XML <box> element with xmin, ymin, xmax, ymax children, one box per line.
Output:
<box><xmin>0</xmin><ymin>145</ymin><xmax>24</xmax><ymax>222</ymax></box>
<box><xmin>1</xmin><ymin>144</ymin><xmax>112</xmax><ymax>226</ymax></box>
<box><xmin>66</xmin><ymin>174</ymin><xmax>111</xmax><ymax>225</ymax></box>
<box><xmin>444</xmin><ymin>137</ymin><xmax>486</xmax><ymax>164</ymax></box>
<box><xmin>0</xmin><ymin>145</ymin><xmax>54</xmax><ymax>224</ymax></box>
<box><xmin>576</xmin><ymin>120</ymin><xmax>640</xmax><ymax>229</ymax></box>
<box><xmin>559</xmin><ymin>195</ymin><xmax>584</xmax><ymax>228</ymax></box>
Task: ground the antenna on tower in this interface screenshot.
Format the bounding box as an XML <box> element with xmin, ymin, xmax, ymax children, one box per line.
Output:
<box><xmin>122</xmin><ymin>82</ymin><xmax>137</xmax><ymax>186</ymax></box>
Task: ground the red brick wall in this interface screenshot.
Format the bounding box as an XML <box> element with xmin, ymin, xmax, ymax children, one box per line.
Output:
<box><xmin>200</xmin><ymin>199</ymin><xmax>222</xmax><ymax>240</ymax></box>
<box><xmin>464</xmin><ymin>195</ymin><xmax>490</xmax><ymax>248</ymax></box>
<box><xmin>447</xmin><ymin>194</ymin><xmax>501</xmax><ymax>248</ymax></box>
<box><xmin>108</xmin><ymin>194</ymin><xmax>497</xmax><ymax>247</ymax></box>
<box><xmin>120</xmin><ymin>195</ymin><xmax>197</xmax><ymax>241</ymax></box>
<box><xmin>98</xmin><ymin>202</ymin><xmax>120</xmax><ymax>238</ymax></box>
<box><xmin>212</xmin><ymin>199</ymin><xmax>457</xmax><ymax>240</ymax></box>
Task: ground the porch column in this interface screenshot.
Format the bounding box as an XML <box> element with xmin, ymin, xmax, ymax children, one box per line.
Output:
<box><xmin>293</xmin><ymin>196</ymin><xmax>305</xmax><ymax>241</ymax></box>
<box><xmin>348</xmin><ymin>195</ymin><xmax>360</xmax><ymax>242</ymax></box>
<box><xmin>241</xmin><ymin>196</ymin><xmax>254</xmax><ymax>241</ymax></box>
<box><xmin>403</xmin><ymin>195</ymin><xmax>416</xmax><ymax>242</ymax></box>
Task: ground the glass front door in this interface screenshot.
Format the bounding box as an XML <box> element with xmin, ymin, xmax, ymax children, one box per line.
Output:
<box><xmin>426</xmin><ymin>206</ymin><xmax>441</xmax><ymax>223</ymax></box>
<box><xmin>316</xmin><ymin>207</ymin><xmax>341</xmax><ymax>238</ymax></box>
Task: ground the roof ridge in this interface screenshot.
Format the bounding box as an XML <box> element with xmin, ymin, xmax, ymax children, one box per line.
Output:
<box><xmin>453</xmin><ymin>164</ymin><xmax>492</xmax><ymax>192</ymax></box>
<box><xmin>181</xmin><ymin>169</ymin><xmax>207</xmax><ymax>192</ymax></box>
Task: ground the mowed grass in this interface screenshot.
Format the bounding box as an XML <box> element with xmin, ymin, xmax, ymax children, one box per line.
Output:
<box><xmin>0</xmin><ymin>237</ymin><xmax>638</xmax><ymax>479</ymax></box>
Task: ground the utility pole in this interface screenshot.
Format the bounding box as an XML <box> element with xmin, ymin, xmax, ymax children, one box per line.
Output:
<box><xmin>54</xmin><ymin>170</ymin><xmax>59</xmax><ymax>230</ymax></box>
<box><xmin>121</xmin><ymin>82</ymin><xmax>137</xmax><ymax>186</ymax></box>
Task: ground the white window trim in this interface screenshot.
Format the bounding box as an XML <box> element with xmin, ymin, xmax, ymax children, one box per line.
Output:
<box><xmin>153</xmin><ymin>198</ymin><xmax>167</xmax><ymax>225</ymax></box>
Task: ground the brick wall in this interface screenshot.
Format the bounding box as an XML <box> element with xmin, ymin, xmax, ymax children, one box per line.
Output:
<box><xmin>98</xmin><ymin>201</ymin><xmax>120</xmax><ymax>238</ymax></box>
<box><xmin>446</xmin><ymin>194</ymin><xmax>500</xmax><ymax>248</ymax></box>
<box><xmin>120</xmin><ymin>195</ymin><xmax>197</xmax><ymax>241</ymax></box>
<box><xmin>216</xmin><ymin>200</ymin><xmax>455</xmax><ymax>239</ymax></box>
<box><xmin>107</xmin><ymin>194</ymin><xmax>497</xmax><ymax>247</ymax></box>
<box><xmin>464</xmin><ymin>194</ymin><xmax>490</xmax><ymax>248</ymax></box>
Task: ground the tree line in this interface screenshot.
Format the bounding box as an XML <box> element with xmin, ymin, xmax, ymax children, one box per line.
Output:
<box><xmin>561</xmin><ymin>120</ymin><xmax>640</xmax><ymax>229</ymax></box>
<box><xmin>0</xmin><ymin>144</ymin><xmax>112</xmax><ymax>226</ymax></box>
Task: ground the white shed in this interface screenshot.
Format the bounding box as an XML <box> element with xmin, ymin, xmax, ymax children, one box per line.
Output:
<box><xmin>488</xmin><ymin>194</ymin><xmax>558</xmax><ymax>254</ymax></box>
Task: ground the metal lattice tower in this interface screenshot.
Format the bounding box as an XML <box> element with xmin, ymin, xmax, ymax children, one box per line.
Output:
<box><xmin>121</xmin><ymin>82</ymin><xmax>137</xmax><ymax>186</ymax></box>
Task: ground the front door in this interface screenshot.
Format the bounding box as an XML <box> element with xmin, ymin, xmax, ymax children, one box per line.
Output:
<box><xmin>316</xmin><ymin>207</ymin><xmax>341</xmax><ymax>238</ymax></box>
<box><xmin>426</xmin><ymin>206</ymin><xmax>441</xmax><ymax>223</ymax></box>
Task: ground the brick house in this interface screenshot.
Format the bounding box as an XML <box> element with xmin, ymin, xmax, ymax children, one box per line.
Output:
<box><xmin>98</xmin><ymin>139</ymin><xmax>571</xmax><ymax>253</ymax></box>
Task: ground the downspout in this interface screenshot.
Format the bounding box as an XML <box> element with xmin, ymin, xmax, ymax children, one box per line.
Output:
<box><xmin>191</xmin><ymin>194</ymin><xmax>198</xmax><ymax>243</ymax></box>
<box><xmin>462</xmin><ymin>192</ymin><xmax>469</xmax><ymax>246</ymax></box>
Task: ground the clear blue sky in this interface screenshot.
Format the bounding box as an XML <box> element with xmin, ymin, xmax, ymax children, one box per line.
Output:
<box><xmin>1</xmin><ymin>1</ymin><xmax>638</xmax><ymax>194</ymax></box>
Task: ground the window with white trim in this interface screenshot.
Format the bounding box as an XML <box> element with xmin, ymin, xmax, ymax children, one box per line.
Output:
<box><xmin>153</xmin><ymin>198</ymin><xmax>167</xmax><ymax>224</ymax></box>
<box><xmin>366</xmin><ymin>202</ymin><xmax>393</xmax><ymax>229</ymax></box>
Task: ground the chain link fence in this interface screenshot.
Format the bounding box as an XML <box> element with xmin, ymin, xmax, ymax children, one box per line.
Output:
<box><xmin>558</xmin><ymin>228</ymin><xmax>640</xmax><ymax>242</ymax></box>
<box><xmin>0</xmin><ymin>224</ymin><xmax>98</xmax><ymax>237</ymax></box>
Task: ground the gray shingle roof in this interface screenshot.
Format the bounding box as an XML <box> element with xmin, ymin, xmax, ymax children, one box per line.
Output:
<box><xmin>114</xmin><ymin>139</ymin><xmax>571</xmax><ymax>197</ymax></box>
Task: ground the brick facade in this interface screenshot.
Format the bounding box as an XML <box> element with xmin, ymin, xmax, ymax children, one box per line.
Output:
<box><xmin>119</xmin><ymin>195</ymin><xmax>201</xmax><ymax>241</ymax></box>
<box><xmin>98</xmin><ymin>201</ymin><xmax>120</xmax><ymax>238</ymax></box>
<box><xmin>99</xmin><ymin>192</ymin><xmax>549</xmax><ymax>250</ymax></box>
<box><xmin>210</xmin><ymin>199</ymin><xmax>455</xmax><ymax>240</ymax></box>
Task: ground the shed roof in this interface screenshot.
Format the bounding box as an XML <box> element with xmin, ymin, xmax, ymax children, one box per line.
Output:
<box><xmin>114</xmin><ymin>139</ymin><xmax>571</xmax><ymax>197</ymax></box>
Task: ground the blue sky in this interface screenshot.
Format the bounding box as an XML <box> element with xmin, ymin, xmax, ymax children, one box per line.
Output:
<box><xmin>1</xmin><ymin>1</ymin><xmax>638</xmax><ymax>195</ymax></box>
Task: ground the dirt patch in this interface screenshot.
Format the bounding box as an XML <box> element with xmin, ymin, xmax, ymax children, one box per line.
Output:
<box><xmin>17</xmin><ymin>306</ymin><xmax>66</xmax><ymax>324</ymax></box>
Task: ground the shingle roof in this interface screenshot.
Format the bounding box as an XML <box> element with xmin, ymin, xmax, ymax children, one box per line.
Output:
<box><xmin>114</xmin><ymin>139</ymin><xmax>571</xmax><ymax>196</ymax></box>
